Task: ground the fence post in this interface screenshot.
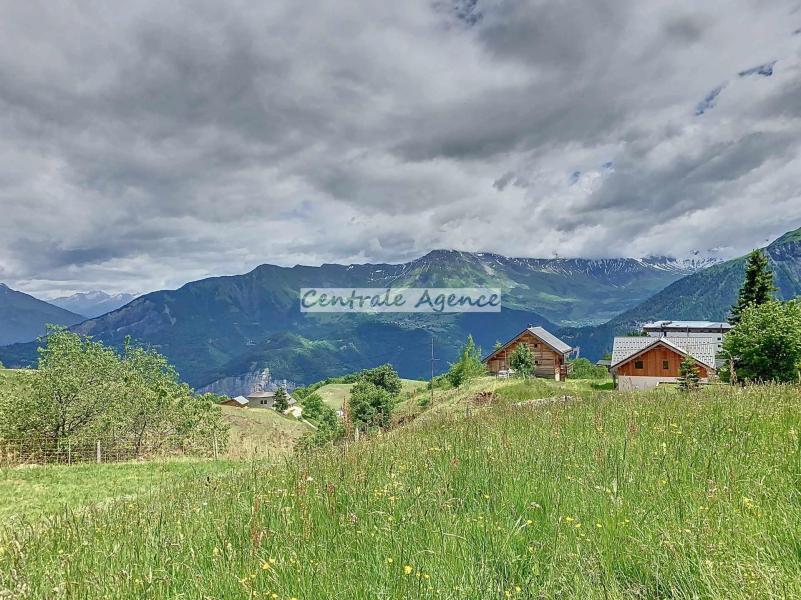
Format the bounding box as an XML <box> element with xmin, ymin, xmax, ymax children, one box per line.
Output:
<box><xmin>96</xmin><ymin>440</ymin><xmax>101</xmax><ymax>464</ymax></box>
<box><xmin>354</xmin><ymin>427</ymin><xmax>360</xmax><ymax>443</ymax></box>
<box><xmin>212</xmin><ymin>432</ymin><xmax>219</xmax><ymax>460</ymax></box>
<box><xmin>68</xmin><ymin>440</ymin><xmax>72</xmax><ymax>465</ymax></box>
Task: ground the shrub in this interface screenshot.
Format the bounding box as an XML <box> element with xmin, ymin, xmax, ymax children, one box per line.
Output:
<box><xmin>568</xmin><ymin>357</ymin><xmax>608</xmax><ymax>380</ymax></box>
<box><xmin>358</xmin><ymin>364</ymin><xmax>402</xmax><ymax>396</ymax></box>
<box><xmin>301</xmin><ymin>392</ymin><xmax>325</xmax><ymax>421</ymax></box>
<box><xmin>723</xmin><ymin>300</ymin><xmax>801</xmax><ymax>382</ymax></box>
<box><xmin>348</xmin><ymin>380</ymin><xmax>394</xmax><ymax>428</ymax></box>
<box><xmin>509</xmin><ymin>343</ymin><xmax>533</xmax><ymax>378</ymax></box>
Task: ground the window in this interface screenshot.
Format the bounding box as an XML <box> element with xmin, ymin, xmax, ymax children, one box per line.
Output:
<box><xmin>534</xmin><ymin>360</ymin><xmax>539</xmax><ymax>365</ymax></box>
<box><xmin>634</xmin><ymin>360</ymin><xmax>644</xmax><ymax>370</ymax></box>
<box><xmin>260</xmin><ymin>398</ymin><xmax>271</xmax><ymax>405</ymax></box>
<box><xmin>662</xmin><ymin>360</ymin><xmax>670</xmax><ymax>370</ymax></box>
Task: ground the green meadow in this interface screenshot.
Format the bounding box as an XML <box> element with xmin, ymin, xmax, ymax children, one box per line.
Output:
<box><xmin>2</xmin><ymin>379</ymin><xmax>800</xmax><ymax>598</ymax></box>
<box><xmin>316</xmin><ymin>378</ymin><xmax>426</xmax><ymax>410</ymax></box>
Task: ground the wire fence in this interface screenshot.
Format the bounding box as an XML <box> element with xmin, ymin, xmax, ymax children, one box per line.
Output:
<box><xmin>0</xmin><ymin>432</ymin><xmax>223</xmax><ymax>468</ymax></box>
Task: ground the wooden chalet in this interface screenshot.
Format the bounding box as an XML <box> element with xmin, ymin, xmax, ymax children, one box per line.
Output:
<box><xmin>483</xmin><ymin>326</ymin><xmax>573</xmax><ymax>380</ymax></box>
<box><xmin>610</xmin><ymin>337</ymin><xmax>716</xmax><ymax>390</ymax></box>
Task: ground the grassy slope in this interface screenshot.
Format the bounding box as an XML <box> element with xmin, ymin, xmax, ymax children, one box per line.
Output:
<box><xmin>222</xmin><ymin>405</ymin><xmax>311</xmax><ymax>459</ymax></box>
<box><xmin>317</xmin><ymin>379</ymin><xmax>427</xmax><ymax>410</ymax></box>
<box><xmin>0</xmin><ymin>460</ymin><xmax>240</xmax><ymax>526</ymax></box>
<box><xmin>3</xmin><ymin>378</ymin><xmax>800</xmax><ymax>598</ymax></box>
<box><xmin>0</xmin><ymin>372</ymin><xmax>309</xmax><ymax>525</ymax></box>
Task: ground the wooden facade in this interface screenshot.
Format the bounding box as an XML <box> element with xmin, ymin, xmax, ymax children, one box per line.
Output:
<box><xmin>615</xmin><ymin>345</ymin><xmax>709</xmax><ymax>378</ymax></box>
<box><xmin>483</xmin><ymin>329</ymin><xmax>570</xmax><ymax>379</ymax></box>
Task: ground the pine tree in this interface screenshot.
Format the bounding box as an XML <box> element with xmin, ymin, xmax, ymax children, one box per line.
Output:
<box><xmin>446</xmin><ymin>335</ymin><xmax>486</xmax><ymax>387</ymax></box>
<box><xmin>678</xmin><ymin>357</ymin><xmax>701</xmax><ymax>392</ymax></box>
<box><xmin>273</xmin><ymin>387</ymin><xmax>289</xmax><ymax>412</ymax></box>
<box><xmin>730</xmin><ymin>249</ymin><xmax>775</xmax><ymax>324</ymax></box>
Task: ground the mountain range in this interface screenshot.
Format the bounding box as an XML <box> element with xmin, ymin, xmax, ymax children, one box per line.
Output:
<box><xmin>50</xmin><ymin>291</ymin><xmax>138</xmax><ymax>319</ymax></box>
<box><xmin>1</xmin><ymin>227</ymin><xmax>798</xmax><ymax>389</ymax></box>
<box><xmin>0</xmin><ymin>284</ymin><xmax>84</xmax><ymax>346</ymax></box>
<box><xmin>559</xmin><ymin>227</ymin><xmax>801</xmax><ymax>358</ymax></box>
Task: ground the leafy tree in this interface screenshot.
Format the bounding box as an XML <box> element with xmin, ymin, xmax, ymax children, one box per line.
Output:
<box><xmin>296</xmin><ymin>404</ymin><xmax>344</xmax><ymax>450</ymax></box>
<box><xmin>273</xmin><ymin>387</ymin><xmax>289</xmax><ymax>412</ymax></box>
<box><xmin>730</xmin><ymin>249</ymin><xmax>775</xmax><ymax>324</ymax></box>
<box><xmin>117</xmin><ymin>338</ymin><xmax>192</xmax><ymax>452</ymax></box>
<box><xmin>359</xmin><ymin>364</ymin><xmax>402</xmax><ymax>396</ymax></box>
<box><xmin>301</xmin><ymin>392</ymin><xmax>325</xmax><ymax>421</ymax></box>
<box><xmin>509</xmin><ymin>343</ymin><xmax>534</xmax><ymax>378</ymax></box>
<box><xmin>568</xmin><ymin>357</ymin><xmax>608</xmax><ymax>380</ymax></box>
<box><xmin>348</xmin><ymin>380</ymin><xmax>393</xmax><ymax>428</ymax></box>
<box><xmin>723</xmin><ymin>300</ymin><xmax>801</xmax><ymax>382</ymax></box>
<box><xmin>446</xmin><ymin>335</ymin><xmax>485</xmax><ymax>387</ymax></box>
<box><xmin>678</xmin><ymin>357</ymin><xmax>701</xmax><ymax>392</ymax></box>
<box><xmin>0</xmin><ymin>328</ymin><xmax>228</xmax><ymax>453</ymax></box>
<box><xmin>27</xmin><ymin>327</ymin><xmax>124</xmax><ymax>444</ymax></box>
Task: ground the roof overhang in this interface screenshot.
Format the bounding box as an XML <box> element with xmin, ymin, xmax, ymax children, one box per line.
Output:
<box><xmin>482</xmin><ymin>327</ymin><xmax>571</xmax><ymax>363</ymax></box>
<box><xmin>610</xmin><ymin>338</ymin><xmax>716</xmax><ymax>371</ymax></box>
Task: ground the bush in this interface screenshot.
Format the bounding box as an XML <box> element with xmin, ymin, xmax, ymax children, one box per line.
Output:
<box><xmin>723</xmin><ymin>300</ymin><xmax>801</xmax><ymax>383</ymax></box>
<box><xmin>568</xmin><ymin>358</ymin><xmax>608</xmax><ymax>380</ymax></box>
<box><xmin>0</xmin><ymin>328</ymin><xmax>228</xmax><ymax>453</ymax></box>
<box><xmin>358</xmin><ymin>364</ymin><xmax>402</xmax><ymax>396</ymax></box>
<box><xmin>301</xmin><ymin>392</ymin><xmax>325</xmax><ymax>421</ymax></box>
<box><xmin>349</xmin><ymin>380</ymin><xmax>394</xmax><ymax>428</ymax></box>
<box><xmin>509</xmin><ymin>343</ymin><xmax>533</xmax><ymax>378</ymax></box>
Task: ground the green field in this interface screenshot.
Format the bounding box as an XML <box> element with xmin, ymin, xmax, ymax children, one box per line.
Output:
<box><xmin>222</xmin><ymin>404</ymin><xmax>311</xmax><ymax>459</ymax></box>
<box><xmin>0</xmin><ymin>459</ymin><xmax>239</xmax><ymax>526</ymax></box>
<box><xmin>3</xmin><ymin>379</ymin><xmax>800</xmax><ymax>598</ymax></box>
<box><xmin>317</xmin><ymin>378</ymin><xmax>427</xmax><ymax>410</ymax></box>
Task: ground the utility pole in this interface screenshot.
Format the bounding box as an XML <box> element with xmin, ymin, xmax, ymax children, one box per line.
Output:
<box><xmin>430</xmin><ymin>336</ymin><xmax>435</xmax><ymax>406</ymax></box>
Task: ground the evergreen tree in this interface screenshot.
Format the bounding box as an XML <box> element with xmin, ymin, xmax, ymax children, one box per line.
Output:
<box><xmin>273</xmin><ymin>387</ymin><xmax>289</xmax><ymax>412</ymax></box>
<box><xmin>730</xmin><ymin>249</ymin><xmax>775</xmax><ymax>324</ymax></box>
<box><xmin>446</xmin><ymin>335</ymin><xmax>485</xmax><ymax>387</ymax></box>
<box><xmin>509</xmin><ymin>343</ymin><xmax>534</xmax><ymax>378</ymax></box>
<box><xmin>678</xmin><ymin>357</ymin><xmax>701</xmax><ymax>392</ymax></box>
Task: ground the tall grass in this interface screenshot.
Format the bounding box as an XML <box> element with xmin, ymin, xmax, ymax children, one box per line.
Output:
<box><xmin>2</xmin><ymin>383</ymin><xmax>801</xmax><ymax>598</ymax></box>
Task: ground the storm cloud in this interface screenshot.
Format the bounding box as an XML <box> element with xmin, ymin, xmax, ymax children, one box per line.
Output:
<box><xmin>1</xmin><ymin>0</ymin><xmax>800</xmax><ymax>297</ymax></box>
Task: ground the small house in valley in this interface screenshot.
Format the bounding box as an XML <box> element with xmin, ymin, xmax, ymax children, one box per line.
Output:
<box><xmin>221</xmin><ymin>395</ymin><xmax>250</xmax><ymax>408</ymax></box>
<box><xmin>222</xmin><ymin>390</ymin><xmax>297</xmax><ymax>409</ymax></box>
<box><xmin>483</xmin><ymin>326</ymin><xmax>573</xmax><ymax>380</ymax></box>
<box><xmin>610</xmin><ymin>336</ymin><xmax>717</xmax><ymax>390</ymax></box>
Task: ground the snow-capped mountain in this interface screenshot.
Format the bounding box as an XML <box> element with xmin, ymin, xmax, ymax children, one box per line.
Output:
<box><xmin>50</xmin><ymin>291</ymin><xmax>138</xmax><ymax>319</ymax></box>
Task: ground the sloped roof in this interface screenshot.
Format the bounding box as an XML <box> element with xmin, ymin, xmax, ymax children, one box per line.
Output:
<box><xmin>482</xmin><ymin>325</ymin><xmax>572</xmax><ymax>362</ymax></box>
<box><xmin>232</xmin><ymin>395</ymin><xmax>249</xmax><ymax>406</ymax></box>
<box><xmin>527</xmin><ymin>326</ymin><xmax>572</xmax><ymax>354</ymax></box>
<box><xmin>642</xmin><ymin>320</ymin><xmax>731</xmax><ymax>331</ymax></box>
<box><xmin>611</xmin><ymin>336</ymin><xmax>717</xmax><ymax>370</ymax></box>
<box><xmin>247</xmin><ymin>391</ymin><xmax>275</xmax><ymax>399</ymax></box>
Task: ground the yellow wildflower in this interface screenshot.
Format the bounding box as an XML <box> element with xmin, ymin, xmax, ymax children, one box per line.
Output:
<box><xmin>404</xmin><ymin>565</ymin><xmax>413</xmax><ymax>575</ymax></box>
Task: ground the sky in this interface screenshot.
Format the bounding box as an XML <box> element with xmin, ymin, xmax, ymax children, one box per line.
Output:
<box><xmin>1</xmin><ymin>0</ymin><xmax>801</xmax><ymax>298</ymax></box>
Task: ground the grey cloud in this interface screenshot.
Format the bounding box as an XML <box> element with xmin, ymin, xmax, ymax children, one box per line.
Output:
<box><xmin>0</xmin><ymin>0</ymin><xmax>800</xmax><ymax>296</ymax></box>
